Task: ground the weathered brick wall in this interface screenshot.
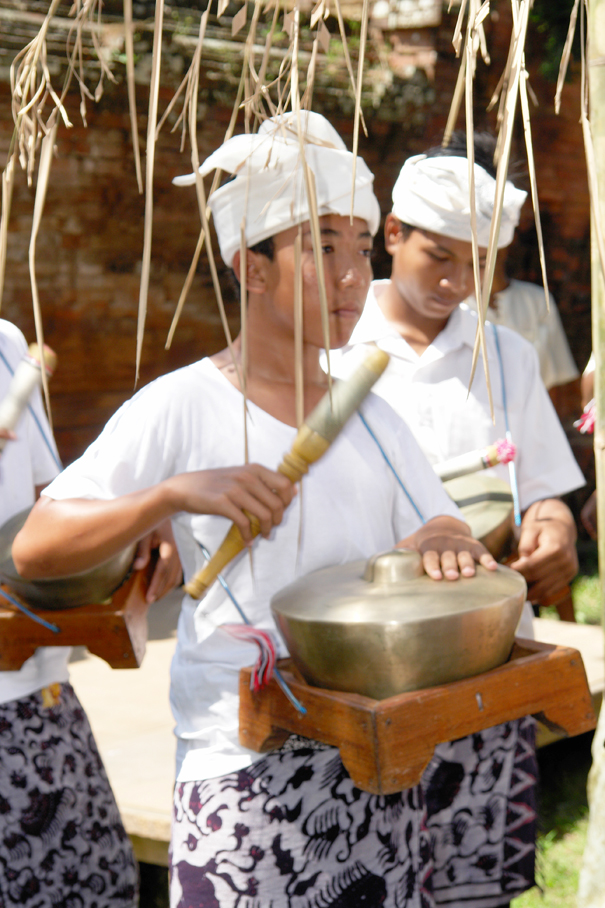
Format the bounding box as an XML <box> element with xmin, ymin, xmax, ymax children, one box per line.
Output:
<box><xmin>0</xmin><ymin>5</ymin><xmax>593</xmax><ymax>467</ymax></box>
<box><xmin>0</xmin><ymin>85</ymin><xmax>240</xmax><ymax>463</ymax></box>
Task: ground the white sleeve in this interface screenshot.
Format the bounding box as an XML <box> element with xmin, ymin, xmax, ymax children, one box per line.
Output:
<box><xmin>500</xmin><ymin>330</ymin><xmax>585</xmax><ymax>507</ymax></box>
<box><xmin>584</xmin><ymin>352</ymin><xmax>595</xmax><ymax>376</ymax></box>
<box><xmin>0</xmin><ymin>321</ymin><xmax>60</xmax><ymax>489</ymax></box>
<box><xmin>44</xmin><ymin>377</ymin><xmax>182</xmax><ymax>502</ymax></box>
<box><xmin>24</xmin><ymin>384</ymin><xmax>61</xmax><ymax>487</ymax></box>
<box><xmin>535</xmin><ymin>293</ymin><xmax>579</xmax><ymax>389</ymax></box>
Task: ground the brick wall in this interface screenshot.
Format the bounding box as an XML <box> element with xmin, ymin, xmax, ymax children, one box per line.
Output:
<box><xmin>0</xmin><ymin>85</ymin><xmax>241</xmax><ymax>463</ymax></box>
<box><xmin>0</xmin><ymin>5</ymin><xmax>593</xmax><ymax>466</ymax></box>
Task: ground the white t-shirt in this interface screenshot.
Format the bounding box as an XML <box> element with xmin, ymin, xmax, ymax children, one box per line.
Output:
<box><xmin>44</xmin><ymin>357</ymin><xmax>462</xmax><ymax>782</ymax></box>
<box><xmin>329</xmin><ymin>281</ymin><xmax>585</xmax><ymax>512</ymax></box>
<box><xmin>0</xmin><ymin>319</ymin><xmax>68</xmax><ymax>703</ymax></box>
<box><xmin>462</xmin><ymin>279</ymin><xmax>579</xmax><ymax>390</ymax></box>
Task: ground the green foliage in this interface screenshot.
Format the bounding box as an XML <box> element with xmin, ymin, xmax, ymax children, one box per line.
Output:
<box><xmin>513</xmin><ymin>820</ymin><xmax>588</xmax><ymax>907</ymax></box>
<box><xmin>572</xmin><ymin>573</ymin><xmax>602</xmax><ymax>625</ymax></box>
<box><xmin>540</xmin><ymin>574</ymin><xmax>601</xmax><ymax>624</ymax></box>
<box><xmin>529</xmin><ymin>0</ymin><xmax>582</xmax><ymax>82</ymax></box>
<box><xmin>539</xmin><ymin>541</ymin><xmax>601</xmax><ymax>625</ymax></box>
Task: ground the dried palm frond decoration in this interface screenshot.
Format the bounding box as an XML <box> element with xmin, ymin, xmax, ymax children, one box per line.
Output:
<box><xmin>438</xmin><ymin>0</ymin><xmax>602</xmax><ymax>429</ymax></box>
<box><xmin>0</xmin><ymin>0</ymin><xmax>601</xmax><ymax>403</ymax></box>
<box><xmin>554</xmin><ymin>0</ymin><xmax>605</xmax><ymax>285</ymax></box>
<box><xmin>0</xmin><ymin>0</ymin><xmax>377</xmax><ymax>389</ymax></box>
<box><xmin>441</xmin><ymin>0</ymin><xmax>548</xmax><ymax>415</ymax></box>
<box><xmin>0</xmin><ymin>0</ymin><xmax>127</xmax><ymax>382</ymax></box>
<box><xmin>3</xmin><ymin>0</ymin><xmax>120</xmax><ymax>409</ymax></box>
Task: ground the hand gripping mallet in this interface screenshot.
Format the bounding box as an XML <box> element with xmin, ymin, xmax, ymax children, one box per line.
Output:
<box><xmin>184</xmin><ymin>347</ymin><xmax>390</xmax><ymax>600</ymax></box>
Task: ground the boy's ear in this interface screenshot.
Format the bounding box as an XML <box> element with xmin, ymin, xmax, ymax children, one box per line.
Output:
<box><xmin>384</xmin><ymin>213</ymin><xmax>405</xmax><ymax>255</ymax></box>
<box><xmin>232</xmin><ymin>249</ymin><xmax>267</xmax><ymax>294</ymax></box>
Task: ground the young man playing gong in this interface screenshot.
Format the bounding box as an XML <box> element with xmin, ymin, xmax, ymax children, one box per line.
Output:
<box><xmin>330</xmin><ymin>133</ymin><xmax>585</xmax><ymax>908</ymax></box>
<box><xmin>13</xmin><ymin>112</ymin><xmax>496</xmax><ymax>907</ymax></box>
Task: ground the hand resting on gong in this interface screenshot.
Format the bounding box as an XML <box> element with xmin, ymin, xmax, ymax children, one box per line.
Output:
<box><xmin>398</xmin><ymin>515</ymin><xmax>498</xmax><ymax>581</ymax></box>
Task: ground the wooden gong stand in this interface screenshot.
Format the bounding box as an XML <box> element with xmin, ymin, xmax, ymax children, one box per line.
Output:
<box><xmin>0</xmin><ymin>562</ymin><xmax>153</xmax><ymax>671</ymax></box>
<box><xmin>239</xmin><ymin>638</ymin><xmax>597</xmax><ymax>795</ymax></box>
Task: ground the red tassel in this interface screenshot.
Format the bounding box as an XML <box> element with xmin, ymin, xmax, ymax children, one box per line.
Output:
<box><xmin>221</xmin><ymin>624</ymin><xmax>277</xmax><ymax>691</ymax></box>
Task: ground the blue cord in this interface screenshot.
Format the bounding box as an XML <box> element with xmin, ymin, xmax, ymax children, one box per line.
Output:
<box><xmin>0</xmin><ymin>347</ymin><xmax>63</xmax><ymax>471</ymax></box>
<box><xmin>357</xmin><ymin>409</ymin><xmax>426</xmax><ymax>524</ymax></box>
<box><xmin>195</xmin><ymin>542</ymin><xmax>307</xmax><ymax>715</ymax></box>
<box><xmin>0</xmin><ymin>586</ymin><xmax>60</xmax><ymax>633</ymax></box>
<box><xmin>491</xmin><ymin>324</ymin><xmax>522</xmax><ymax>527</ymax></box>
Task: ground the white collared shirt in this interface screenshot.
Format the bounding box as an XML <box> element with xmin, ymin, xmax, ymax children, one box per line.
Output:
<box><xmin>462</xmin><ymin>279</ymin><xmax>579</xmax><ymax>389</ymax></box>
<box><xmin>329</xmin><ymin>280</ymin><xmax>585</xmax><ymax>511</ymax></box>
<box><xmin>45</xmin><ymin>356</ymin><xmax>461</xmax><ymax>782</ymax></box>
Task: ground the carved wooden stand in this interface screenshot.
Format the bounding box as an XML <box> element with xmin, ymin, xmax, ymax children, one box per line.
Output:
<box><xmin>239</xmin><ymin>638</ymin><xmax>597</xmax><ymax>794</ymax></box>
<box><xmin>0</xmin><ymin>565</ymin><xmax>152</xmax><ymax>670</ymax></box>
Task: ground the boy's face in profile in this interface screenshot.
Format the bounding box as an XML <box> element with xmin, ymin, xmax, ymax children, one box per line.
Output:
<box><xmin>249</xmin><ymin>214</ymin><xmax>374</xmax><ymax>350</ymax></box>
<box><xmin>385</xmin><ymin>214</ymin><xmax>487</xmax><ymax>324</ymax></box>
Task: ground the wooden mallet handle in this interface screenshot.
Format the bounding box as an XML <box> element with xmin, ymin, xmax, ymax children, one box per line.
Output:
<box><xmin>184</xmin><ymin>348</ymin><xmax>390</xmax><ymax>599</ymax></box>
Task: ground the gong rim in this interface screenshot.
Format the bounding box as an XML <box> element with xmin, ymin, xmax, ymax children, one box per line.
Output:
<box><xmin>0</xmin><ymin>507</ymin><xmax>136</xmax><ymax>610</ymax></box>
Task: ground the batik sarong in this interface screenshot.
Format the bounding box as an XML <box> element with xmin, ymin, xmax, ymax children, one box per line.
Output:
<box><xmin>0</xmin><ymin>682</ymin><xmax>138</xmax><ymax>908</ymax></box>
<box><xmin>170</xmin><ymin>719</ymin><xmax>537</xmax><ymax>908</ymax></box>
<box><xmin>422</xmin><ymin>717</ymin><xmax>537</xmax><ymax>907</ymax></box>
<box><xmin>170</xmin><ymin>738</ymin><xmax>434</xmax><ymax>908</ymax></box>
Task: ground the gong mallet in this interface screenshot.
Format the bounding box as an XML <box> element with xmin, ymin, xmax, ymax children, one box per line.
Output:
<box><xmin>433</xmin><ymin>438</ymin><xmax>516</xmax><ymax>482</ymax></box>
<box><xmin>0</xmin><ymin>343</ymin><xmax>57</xmax><ymax>454</ymax></box>
<box><xmin>184</xmin><ymin>347</ymin><xmax>390</xmax><ymax>600</ymax></box>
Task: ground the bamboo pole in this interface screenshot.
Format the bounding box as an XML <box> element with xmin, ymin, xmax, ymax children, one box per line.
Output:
<box><xmin>588</xmin><ymin>0</ymin><xmax>605</xmax><ymax>626</ymax></box>
<box><xmin>577</xmin><ymin>0</ymin><xmax>605</xmax><ymax>903</ymax></box>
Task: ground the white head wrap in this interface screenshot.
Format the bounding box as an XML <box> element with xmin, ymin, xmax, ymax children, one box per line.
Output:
<box><xmin>173</xmin><ymin>111</ymin><xmax>381</xmax><ymax>267</ymax></box>
<box><xmin>391</xmin><ymin>154</ymin><xmax>527</xmax><ymax>248</ymax></box>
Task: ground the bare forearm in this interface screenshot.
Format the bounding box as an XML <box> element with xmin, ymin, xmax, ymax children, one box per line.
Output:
<box><xmin>13</xmin><ymin>484</ymin><xmax>177</xmax><ymax>579</ymax></box>
<box><xmin>521</xmin><ymin>498</ymin><xmax>577</xmax><ymax>543</ymax></box>
<box><xmin>511</xmin><ymin>497</ymin><xmax>578</xmax><ymax>599</ymax></box>
<box><xmin>13</xmin><ymin>464</ymin><xmax>295</xmax><ymax>580</ymax></box>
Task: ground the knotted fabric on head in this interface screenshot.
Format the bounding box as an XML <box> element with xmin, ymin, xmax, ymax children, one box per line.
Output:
<box><xmin>391</xmin><ymin>154</ymin><xmax>527</xmax><ymax>248</ymax></box>
<box><xmin>173</xmin><ymin>111</ymin><xmax>381</xmax><ymax>267</ymax></box>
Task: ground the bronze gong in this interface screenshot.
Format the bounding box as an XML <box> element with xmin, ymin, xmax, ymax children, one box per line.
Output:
<box><xmin>0</xmin><ymin>507</ymin><xmax>136</xmax><ymax>610</ymax></box>
<box><xmin>271</xmin><ymin>548</ymin><xmax>527</xmax><ymax>700</ymax></box>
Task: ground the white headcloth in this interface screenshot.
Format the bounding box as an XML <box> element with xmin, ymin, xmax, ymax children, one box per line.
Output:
<box><xmin>391</xmin><ymin>154</ymin><xmax>527</xmax><ymax>248</ymax></box>
<box><xmin>173</xmin><ymin>111</ymin><xmax>381</xmax><ymax>267</ymax></box>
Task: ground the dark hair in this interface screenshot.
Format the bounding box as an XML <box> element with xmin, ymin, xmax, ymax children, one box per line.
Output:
<box><xmin>229</xmin><ymin>235</ymin><xmax>275</xmax><ymax>292</ymax></box>
<box><xmin>393</xmin><ymin>219</ymin><xmax>415</xmax><ymax>241</ymax></box>
<box><xmin>249</xmin><ymin>236</ymin><xmax>274</xmax><ymax>260</ymax></box>
<box><xmin>424</xmin><ymin>130</ymin><xmax>499</xmax><ymax>178</ymax></box>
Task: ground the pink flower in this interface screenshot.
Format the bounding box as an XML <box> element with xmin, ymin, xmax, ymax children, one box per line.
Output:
<box><xmin>575</xmin><ymin>400</ymin><xmax>595</xmax><ymax>435</ymax></box>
